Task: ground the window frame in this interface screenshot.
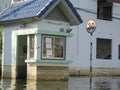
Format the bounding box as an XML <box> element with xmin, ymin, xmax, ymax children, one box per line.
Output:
<box><xmin>118</xmin><ymin>45</ymin><xmax>120</xmax><ymax>59</ymax></box>
<box><xmin>29</xmin><ymin>34</ymin><xmax>35</xmax><ymax>59</ymax></box>
<box><xmin>96</xmin><ymin>38</ymin><xmax>112</xmax><ymax>60</ymax></box>
<box><xmin>97</xmin><ymin>0</ymin><xmax>113</xmax><ymax>21</ymax></box>
<box><xmin>41</xmin><ymin>35</ymin><xmax>66</xmax><ymax>60</ymax></box>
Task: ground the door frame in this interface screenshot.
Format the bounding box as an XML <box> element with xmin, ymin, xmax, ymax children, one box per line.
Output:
<box><xmin>16</xmin><ymin>35</ymin><xmax>27</xmax><ymax>79</ymax></box>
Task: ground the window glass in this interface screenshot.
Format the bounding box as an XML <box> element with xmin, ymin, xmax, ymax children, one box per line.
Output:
<box><xmin>42</xmin><ymin>35</ymin><xmax>65</xmax><ymax>59</ymax></box>
<box><xmin>96</xmin><ymin>38</ymin><xmax>112</xmax><ymax>59</ymax></box>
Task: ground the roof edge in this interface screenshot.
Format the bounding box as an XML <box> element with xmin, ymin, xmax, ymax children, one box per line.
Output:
<box><xmin>65</xmin><ymin>0</ymin><xmax>83</xmax><ymax>24</ymax></box>
<box><xmin>37</xmin><ymin>0</ymin><xmax>59</xmax><ymax>18</ymax></box>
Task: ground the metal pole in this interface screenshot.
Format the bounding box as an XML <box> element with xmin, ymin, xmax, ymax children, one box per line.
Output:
<box><xmin>90</xmin><ymin>33</ymin><xmax>92</xmax><ymax>75</ymax></box>
<box><xmin>90</xmin><ymin>33</ymin><xmax>92</xmax><ymax>90</ymax></box>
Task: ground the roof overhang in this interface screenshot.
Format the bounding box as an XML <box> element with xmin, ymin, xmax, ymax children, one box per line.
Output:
<box><xmin>0</xmin><ymin>0</ymin><xmax>83</xmax><ymax>26</ymax></box>
<box><xmin>0</xmin><ymin>16</ymin><xmax>39</xmax><ymax>26</ymax></box>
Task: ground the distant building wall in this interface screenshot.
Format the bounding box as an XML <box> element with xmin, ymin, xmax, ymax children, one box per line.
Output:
<box><xmin>69</xmin><ymin>0</ymin><xmax>120</xmax><ymax>70</ymax></box>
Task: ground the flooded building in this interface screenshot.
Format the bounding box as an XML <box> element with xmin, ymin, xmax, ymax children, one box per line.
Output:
<box><xmin>0</xmin><ymin>0</ymin><xmax>120</xmax><ymax>80</ymax></box>
<box><xmin>0</xmin><ymin>0</ymin><xmax>82</xmax><ymax>80</ymax></box>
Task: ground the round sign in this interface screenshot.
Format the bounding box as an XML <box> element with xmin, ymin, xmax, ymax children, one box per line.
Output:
<box><xmin>86</xmin><ymin>19</ymin><xmax>96</xmax><ymax>35</ymax></box>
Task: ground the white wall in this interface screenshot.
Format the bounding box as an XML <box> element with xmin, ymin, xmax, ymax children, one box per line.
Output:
<box><xmin>69</xmin><ymin>0</ymin><xmax>120</xmax><ymax>68</ymax></box>
<box><xmin>3</xmin><ymin>26</ymin><xmax>13</xmax><ymax>65</ymax></box>
<box><xmin>37</xmin><ymin>19</ymin><xmax>70</xmax><ymax>32</ymax></box>
<box><xmin>3</xmin><ymin>22</ymin><xmax>37</xmax><ymax>66</ymax></box>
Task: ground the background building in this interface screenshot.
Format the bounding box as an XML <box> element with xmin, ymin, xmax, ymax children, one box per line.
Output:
<box><xmin>69</xmin><ymin>0</ymin><xmax>120</xmax><ymax>75</ymax></box>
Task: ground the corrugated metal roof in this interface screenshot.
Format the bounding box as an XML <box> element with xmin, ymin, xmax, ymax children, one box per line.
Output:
<box><xmin>0</xmin><ymin>0</ymin><xmax>83</xmax><ymax>24</ymax></box>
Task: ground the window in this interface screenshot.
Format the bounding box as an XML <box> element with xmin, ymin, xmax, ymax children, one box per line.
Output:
<box><xmin>97</xmin><ymin>0</ymin><xmax>113</xmax><ymax>21</ymax></box>
<box><xmin>96</xmin><ymin>38</ymin><xmax>112</xmax><ymax>59</ymax></box>
<box><xmin>42</xmin><ymin>35</ymin><xmax>65</xmax><ymax>59</ymax></box>
<box><xmin>118</xmin><ymin>45</ymin><xmax>120</xmax><ymax>59</ymax></box>
<box><xmin>29</xmin><ymin>35</ymin><xmax>34</xmax><ymax>59</ymax></box>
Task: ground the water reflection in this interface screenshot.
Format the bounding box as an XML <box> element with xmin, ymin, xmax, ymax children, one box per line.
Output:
<box><xmin>1</xmin><ymin>79</ymin><xmax>13</xmax><ymax>90</ymax></box>
<box><xmin>69</xmin><ymin>77</ymin><xmax>90</xmax><ymax>90</ymax></box>
<box><xmin>94</xmin><ymin>77</ymin><xmax>111</xmax><ymax>90</ymax></box>
<box><xmin>27</xmin><ymin>80</ymin><xmax>68</xmax><ymax>90</ymax></box>
<box><xmin>1</xmin><ymin>79</ymin><xmax>26</xmax><ymax>90</ymax></box>
<box><xmin>1</xmin><ymin>77</ymin><xmax>120</xmax><ymax>90</ymax></box>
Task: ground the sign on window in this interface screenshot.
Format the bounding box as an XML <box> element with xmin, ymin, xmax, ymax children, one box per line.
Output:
<box><xmin>45</xmin><ymin>38</ymin><xmax>53</xmax><ymax>56</ymax></box>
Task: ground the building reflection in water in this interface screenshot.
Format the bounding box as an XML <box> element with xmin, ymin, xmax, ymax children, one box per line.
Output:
<box><xmin>1</xmin><ymin>77</ymin><xmax>120</xmax><ymax>90</ymax></box>
<box><xmin>1</xmin><ymin>78</ymin><xmax>68</xmax><ymax>90</ymax></box>
<box><xmin>94</xmin><ymin>78</ymin><xmax>111</xmax><ymax>90</ymax></box>
<box><xmin>27</xmin><ymin>80</ymin><xmax>68</xmax><ymax>90</ymax></box>
<box><xmin>1</xmin><ymin>79</ymin><xmax>26</xmax><ymax>90</ymax></box>
<box><xmin>1</xmin><ymin>79</ymin><xmax>13</xmax><ymax>90</ymax></box>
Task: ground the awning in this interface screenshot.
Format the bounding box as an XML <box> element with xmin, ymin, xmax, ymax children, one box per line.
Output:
<box><xmin>107</xmin><ymin>0</ymin><xmax>120</xmax><ymax>3</ymax></box>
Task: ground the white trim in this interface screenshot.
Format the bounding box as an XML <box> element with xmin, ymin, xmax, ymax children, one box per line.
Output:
<box><xmin>12</xmin><ymin>0</ymin><xmax>28</xmax><ymax>3</ymax></box>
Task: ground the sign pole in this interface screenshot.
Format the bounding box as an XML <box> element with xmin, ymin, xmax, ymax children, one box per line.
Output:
<box><xmin>86</xmin><ymin>19</ymin><xmax>96</xmax><ymax>90</ymax></box>
<box><xmin>90</xmin><ymin>33</ymin><xmax>93</xmax><ymax>75</ymax></box>
<box><xmin>90</xmin><ymin>33</ymin><xmax>92</xmax><ymax>90</ymax></box>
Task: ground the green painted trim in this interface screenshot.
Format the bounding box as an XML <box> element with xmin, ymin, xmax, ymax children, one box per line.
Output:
<box><xmin>37</xmin><ymin>30</ymin><xmax>73</xmax><ymax>37</ymax></box>
<box><xmin>16</xmin><ymin>36</ymin><xmax>19</xmax><ymax>66</ymax></box>
<box><xmin>25</xmin><ymin>59</ymin><xmax>70</xmax><ymax>64</ymax></box>
<box><xmin>15</xmin><ymin>30</ymin><xmax>73</xmax><ymax>37</ymax></box>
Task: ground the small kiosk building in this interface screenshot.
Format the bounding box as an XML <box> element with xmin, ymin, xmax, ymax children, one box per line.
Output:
<box><xmin>0</xmin><ymin>0</ymin><xmax>83</xmax><ymax>80</ymax></box>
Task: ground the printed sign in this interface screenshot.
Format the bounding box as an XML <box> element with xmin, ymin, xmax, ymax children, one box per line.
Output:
<box><xmin>46</xmin><ymin>38</ymin><xmax>53</xmax><ymax>55</ymax></box>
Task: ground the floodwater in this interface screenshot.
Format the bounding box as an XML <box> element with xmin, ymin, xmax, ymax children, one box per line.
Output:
<box><xmin>0</xmin><ymin>76</ymin><xmax>120</xmax><ymax>90</ymax></box>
